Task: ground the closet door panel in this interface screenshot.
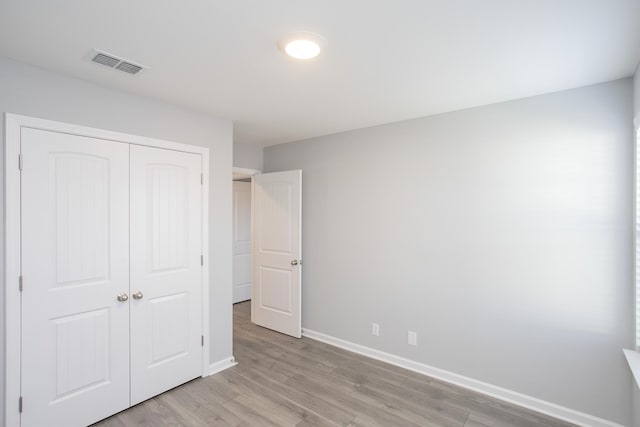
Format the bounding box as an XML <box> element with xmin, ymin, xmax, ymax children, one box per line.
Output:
<box><xmin>130</xmin><ymin>145</ymin><xmax>202</xmax><ymax>405</ymax></box>
<box><xmin>21</xmin><ymin>128</ymin><xmax>130</xmax><ymax>427</ymax></box>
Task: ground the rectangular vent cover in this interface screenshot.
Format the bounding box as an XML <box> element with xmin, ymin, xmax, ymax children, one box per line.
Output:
<box><xmin>92</xmin><ymin>53</ymin><xmax>120</xmax><ymax>68</ymax></box>
<box><xmin>115</xmin><ymin>61</ymin><xmax>143</xmax><ymax>75</ymax></box>
<box><xmin>90</xmin><ymin>50</ymin><xmax>147</xmax><ymax>75</ymax></box>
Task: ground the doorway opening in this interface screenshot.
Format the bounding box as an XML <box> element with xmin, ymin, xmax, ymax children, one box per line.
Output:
<box><xmin>232</xmin><ymin>167</ymin><xmax>260</xmax><ymax>304</ymax></box>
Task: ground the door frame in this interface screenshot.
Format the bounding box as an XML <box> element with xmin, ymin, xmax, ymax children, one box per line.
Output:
<box><xmin>4</xmin><ymin>113</ymin><xmax>211</xmax><ymax>427</ymax></box>
<box><xmin>232</xmin><ymin>166</ymin><xmax>261</xmax><ymax>180</ymax></box>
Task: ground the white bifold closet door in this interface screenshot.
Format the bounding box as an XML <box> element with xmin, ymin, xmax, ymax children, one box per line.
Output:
<box><xmin>21</xmin><ymin>129</ymin><xmax>131</xmax><ymax>427</ymax></box>
<box><xmin>20</xmin><ymin>130</ymin><xmax>203</xmax><ymax>426</ymax></box>
<box><xmin>129</xmin><ymin>145</ymin><xmax>203</xmax><ymax>405</ymax></box>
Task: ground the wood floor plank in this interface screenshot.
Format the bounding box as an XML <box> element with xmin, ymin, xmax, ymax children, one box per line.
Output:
<box><xmin>234</xmin><ymin>364</ymin><xmax>358</xmax><ymax>425</ymax></box>
<box><xmin>94</xmin><ymin>301</ymin><xmax>576</xmax><ymax>427</ymax></box>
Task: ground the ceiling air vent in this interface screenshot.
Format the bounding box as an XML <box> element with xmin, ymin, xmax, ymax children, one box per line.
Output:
<box><xmin>115</xmin><ymin>61</ymin><xmax>143</xmax><ymax>75</ymax></box>
<box><xmin>92</xmin><ymin>53</ymin><xmax>120</xmax><ymax>68</ymax></box>
<box><xmin>89</xmin><ymin>49</ymin><xmax>147</xmax><ymax>75</ymax></box>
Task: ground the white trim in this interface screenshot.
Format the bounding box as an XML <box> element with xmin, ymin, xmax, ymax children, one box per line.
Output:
<box><xmin>5</xmin><ymin>114</ymin><xmax>208</xmax><ymax>154</ymax></box>
<box><xmin>233</xmin><ymin>166</ymin><xmax>261</xmax><ymax>180</ymax></box>
<box><xmin>4</xmin><ymin>114</ymin><xmax>22</xmax><ymax>427</ymax></box>
<box><xmin>205</xmin><ymin>357</ymin><xmax>237</xmax><ymax>377</ymax></box>
<box><xmin>4</xmin><ymin>113</ymin><xmax>212</xmax><ymax>426</ymax></box>
<box><xmin>624</xmin><ymin>349</ymin><xmax>640</xmax><ymax>388</ymax></box>
<box><xmin>635</xmin><ymin>127</ymin><xmax>639</xmax><ymax>351</ymax></box>
<box><xmin>302</xmin><ymin>328</ymin><xmax>622</xmax><ymax>427</ymax></box>
<box><xmin>200</xmin><ymin>144</ymin><xmax>211</xmax><ymax>379</ymax></box>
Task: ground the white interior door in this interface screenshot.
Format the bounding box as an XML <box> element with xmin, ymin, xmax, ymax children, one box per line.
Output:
<box><xmin>129</xmin><ymin>145</ymin><xmax>203</xmax><ymax>405</ymax></box>
<box><xmin>233</xmin><ymin>181</ymin><xmax>252</xmax><ymax>303</ymax></box>
<box><xmin>21</xmin><ymin>128</ymin><xmax>130</xmax><ymax>427</ymax></box>
<box><xmin>252</xmin><ymin>170</ymin><xmax>302</xmax><ymax>338</ymax></box>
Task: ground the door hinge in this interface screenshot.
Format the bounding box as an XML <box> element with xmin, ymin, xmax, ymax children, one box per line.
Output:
<box><xmin>18</xmin><ymin>396</ymin><xmax>22</xmax><ymax>413</ymax></box>
<box><xmin>18</xmin><ymin>275</ymin><xmax>23</xmax><ymax>292</ymax></box>
<box><xmin>18</xmin><ymin>154</ymin><xmax>23</xmax><ymax>171</ymax></box>
<box><xmin>201</xmin><ymin>173</ymin><xmax>203</xmax><ymax>185</ymax></box>
<box><xmin>201</xmin><ymin>335</ymin><xmax>204</xmax><ymax>347</ymax></box>
<box><xmin>201</xmin><ymin>255</ymin><xmax>204</xmax><ymax>266</ymax></box>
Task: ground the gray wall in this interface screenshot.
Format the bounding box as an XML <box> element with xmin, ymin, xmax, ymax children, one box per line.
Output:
<box><xmin>635</xmin><ymin>65</ymin><xmax>640</xmax><ymax>125</ymax></box>
<box><xmin>233</xmin><ymin>141</ymin><xmax>263</xmax><ymax>171</ymax></box>
<box><xmin>0</xmin><ymin>57</ymin><xmax>234</xmax><ymax>421</ymax></box>
<box><xmin>264</xmin><ymin>79</ymin><xmax>634</xmax><ymax>425</ymax></box>
<box><xmin>633</xmin><ymin>64</ymin><xmax>640</xmax><ymax>427</ymax></box>
<box><xmin>634</xmin><ymin>383</ymin><xmax>640</xmax><ymax>427</ymax></box>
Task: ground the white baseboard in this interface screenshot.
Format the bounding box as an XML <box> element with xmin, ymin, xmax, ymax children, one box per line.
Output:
<box><xmin>205</xmin><ymin>356</ymin><xmax>237</xmax><ymax>377</ymax></box>
<box><xmin>302</xmin><ymin>328</ymin><xmax>622</xmax><ymax>427</ymax></box>
<box><xmin>233</xmin><ymin>284</ymin><xmax>251</xmax><ymax>304</ymax></box>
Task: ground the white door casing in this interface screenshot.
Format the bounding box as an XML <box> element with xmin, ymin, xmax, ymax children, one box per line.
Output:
<box><xmin>130</xmin><ymin>145</ymin><xmax>203</xmax><ymax>405</ymax></box>
<box><xmin>20</xmin><ymin>128</ymin><xmax>131</xmax><ymax>427</ymax></box>
<box><xmin>233</xmin><ymin>181</ymin><xmax>252</xmax><ymax>303</ymax></box>
<box><xmin>252</xmin><ymin>170</ymin><xmax>302</xmax><ymax>338</ymax></box>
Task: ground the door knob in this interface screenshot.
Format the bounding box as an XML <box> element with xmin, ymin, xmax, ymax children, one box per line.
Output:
<box><xmin>132</xmin><ymin>291</ymin><xmax>144</xmax><ymax>300</ymax></box>
<box><xmin>117</xmin><ymin>293</ymin><xmax>129</xmax><ymax>302</ymax></box>
<box><xmin>291</xmin><ymin>259</ymin><xmax>300</xmax><ymax>266</ymax></box>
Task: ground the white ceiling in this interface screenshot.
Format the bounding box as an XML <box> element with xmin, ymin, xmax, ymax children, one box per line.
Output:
<box><xmin>1</xmin><ymin>1</ymin><xmax>639</xmax><ymax>146</ymax></box>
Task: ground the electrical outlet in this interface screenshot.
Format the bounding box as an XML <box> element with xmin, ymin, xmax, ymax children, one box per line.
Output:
<box><xmin>408</xmin><ymin>331</ymin><xmax>417</xmax><ymax>346</ymax></box>
<box><xmin>372</xmin><ymin>323</ymin><xmax>380</xmax><ymax>336</ymax></box>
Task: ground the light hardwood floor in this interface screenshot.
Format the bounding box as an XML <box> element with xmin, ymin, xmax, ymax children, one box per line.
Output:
<box><xmin>95</xmin><ymin>302</ymin><xmax>575</xmax><ymax>427</ymax></box>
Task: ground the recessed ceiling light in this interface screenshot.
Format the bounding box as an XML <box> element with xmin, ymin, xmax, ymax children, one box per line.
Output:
<box><xmin>278</xmin><ymin>32</ymin><xmax>326</xmax><ymax>60</ymax></box>
<box><xmin>285</xmin><ymin>39</ymin><xmax>320</xmax><ymax>59</ymax></box>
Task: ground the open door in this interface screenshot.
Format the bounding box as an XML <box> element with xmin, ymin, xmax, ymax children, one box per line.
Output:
<box><xmin>252</xmin><ymin>170</ymin><xmax>302</xmax><ymax>338</ymax></box>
